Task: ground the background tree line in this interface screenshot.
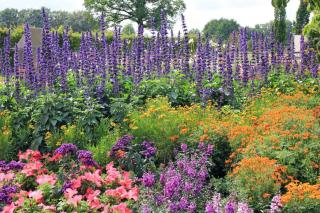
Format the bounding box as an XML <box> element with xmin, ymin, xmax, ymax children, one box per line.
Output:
<box><xmin>0</xmin><ymin>8</ymin><xmax>98</xmax><ymax>32</ymax></box>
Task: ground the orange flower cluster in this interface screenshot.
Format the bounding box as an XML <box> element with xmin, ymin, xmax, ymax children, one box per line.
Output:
<box><xmin>281</xmin><ymin>181</ymin><xmax>320</xmax><ymax>205</ymax></box>
<box><xmin>231</xmin><ymin>156</ymin><xmax>288</xmax><ymax>185</ymax></box>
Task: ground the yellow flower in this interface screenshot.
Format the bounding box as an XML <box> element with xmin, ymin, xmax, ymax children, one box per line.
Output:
<box><xmin>56</xmin><ymin>138</ymin><xmax>62</xmax><ymax>146</ymax></box>
<box><xmin>2</xmin><ymin>126</ymin><xmax>9</xmax><ymax>136</ymax></box>
<box><xmin>28</xmin><ymin>124</ymin><xmax>35</xmax><ymax>129</ymax></box>
<box><xmin>45</xmin><ymin>131</ymin><xmax>52</xmax><ymax>141</ymax></box>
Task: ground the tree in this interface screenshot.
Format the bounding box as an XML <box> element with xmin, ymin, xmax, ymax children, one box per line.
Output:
<box><xmin>84</xmin><ymin>0</ymin><xmax>186</xmax><ymax>28</ymax></box>
<box><xmin>295</xmin><ymin>0</ymin><xmax>310</xmax><ymax>34</ymax></box>
<box><xmin>0</xmin><ymin>8</ymin><xmax>19</xmax><ymax>28</ymax></box>
<box><xmin>271</xmin><ymin>0</ymin><xmax>290</xmax><ymax>43</ymax></box>
<box><xmin>253</xmin><ymin>20</ymin><xmax>293</xmax><ymax>35</ymax></box>
<box><xmin>122</xmin><ymin>23</ymin><xmax>136</xmax><ymax>35</ymax></box>
<box><xmin>65</xmin><ymin>11</ymin><xmax>99</xmax><ymax>32</ymax></box>
<box><xmin>18</xmin><ymin>9</ymin><xmax>44</xmax><ymax>28</ymax></box>
<box><xmin>0</xmin><ymin>8</ymin><xmax>99</xmax><ymax>32</ymax></box>
<box><xmin>203</xmin><ymin>18</ymin><xmax>240</xmax><ymax>41</ymax></box>
<box><xmin>303</xmin><ymin>0</ymin><xmax>320</xmax><ymax>60</ymax></box>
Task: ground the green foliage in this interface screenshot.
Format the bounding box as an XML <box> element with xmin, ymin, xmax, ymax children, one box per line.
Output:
<box><xmin>136</xmin><ymin>72</ymin><xmax>198</xmax><ymax>107</ymax></box>
<box><xmin>87</xmin><ymin>122</ymin><xmax>121</xmax><ymax>165</ymax></box>
<box><xmin>0</xmin><ymin>111</ymin><xmax>11</xmax><ymax>160</ymax></box>
<box><xmin>0</xmin><ymin>7</ymin><xmax>99</xmax><ymax>32</ymax></box>
<box><xmin>0</xmin><ymin>26</ymin><xmax>23</xmax><ymax>49</ymax></box>
<box><xmin>122</xmin><ymin>23</ymin><xmax>136</xmax><ymax>36</ymax></box>
<box><xmin>7</xmin><ymin>91</ymin><xmax>104</xmax><ymax>156</ymax></box>
<box><xmin>0</xmin><ymin>8</ymin><xmax>19</xmax><ymax>28</ymax></box>
<box><xmin>111</xmin><ymin>140</ymin><xmax>157</xmax><ymax>177</ymax></box>
<box><xmin>203</xmin><ymin>18</ymin><xmax>240</xmax><ymax>41</ymax></box>
<box><xmin>303</xmin><ymin>0</ymin><xmax>320</xmax><ymax>60</ymax></box>
<box><xmin>295</xmin><ymin>0</ymin><xmax>310</xmax><ymax>34</ymax></box>
<box><xmin>84</xmin><ymin>0</ymin><xmax>186</xmax><ymax>28</ymax></box>
<box><xmin>253</xmin><ymin>20</ymin><xmax>293</xmax><ymax>35</ymax></box>
<box><xmin>272</xmin><ymin>0</ymin><xmax>290</xmax><ymax>43</ymax></box>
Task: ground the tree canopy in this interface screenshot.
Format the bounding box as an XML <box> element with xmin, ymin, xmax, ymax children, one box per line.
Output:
<box><xmin>202</xmin><ymin>18</ymin><xmax>240</xmax><ymax>41</ymax></box>
<box><xmin>0</xmin><ymin>8</ymin><xmax>98</xmax><ymax>32</ymax></box>
<box><xmin>295</xmin><ymin>0</ymin><xmax>310</xmax><ymax>34</ymax></box>
<box><xmin>84</xmin><ymin>0</ymin><xmax>186</xmax><ymax>28</ymax></box>
<box><xmin>303</xmin><ymin>0</ymin><xmax>320</xmax><ymax>60</ymax></box>
<box><xmin>271</xmin><ymin>0</ymin><xmax>290</xmax><ymax>43</ymax></box>
<box><xmin>253</xmin><ymin>20</ymin><xmax>293</xmax><ymax>35</ymax></box>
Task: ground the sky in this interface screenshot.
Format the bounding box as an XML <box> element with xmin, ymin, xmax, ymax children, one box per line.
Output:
<box><xmin>0</xmin><ymin>0</ymin><xmax>300</xmax><ymax>31</ymax></box>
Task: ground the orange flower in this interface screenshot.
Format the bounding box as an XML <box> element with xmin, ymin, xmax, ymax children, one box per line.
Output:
<box><xmin>170</xmin><ymin>135</ymin><xmax>179</xmax><ymax>142</ymax></box>
<box><xmin>116</xmin><ymin>150</ymin><xmax>126</xmax><ymax>158</ymax></box>
<box><xmin>281</xmin><ymin>182</ymin><xmax>320</xmax><ymax>205</ymax></box>
<box><xmin>180</xmin><ymin>128</ymin><xmax>188</xmax><ymax>135</ymax></box>
<box><xmin>199</xmin><ymin>134</ymin><xmax>209</xmax><ymax>142</ymax></box>
<box><xmin>262</xmin><ymin>193</ymin><xmax>271</xmax><ymax>198</ymax></box>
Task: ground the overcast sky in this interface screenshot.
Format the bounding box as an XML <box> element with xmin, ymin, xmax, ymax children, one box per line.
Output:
<box><xmin>0</xmin><ymin>0</ymin><xmax>300</xmax><ymax>30</ymax></box>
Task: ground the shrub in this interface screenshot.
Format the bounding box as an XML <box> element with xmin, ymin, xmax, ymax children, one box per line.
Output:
<box><xmin>128</xmin><ymin>97</ymin><xmax>212</xmax><ymax>162</ymax></box>
<box><xmin>8</xmin><ymin>92</ymin><xmax>104</xmax><ymax>155</ymax></box>
<box><xmin>137</xmin><ymin>143</ymin><xmax>215</xmax><ymax>212</ymax></box>
<box><xmin>230</xmin><ymin>156</ymin><xmax>288</xmax><ymax>210</ymax></box>
<box><xmin>0</xmin><ymin>111</ymin><xmax>11</xmax><ymax>160</ymax></box>
<box><xmin>86</xmin><ymin>123</ymin><xmax>122</xmax><ymax>166</ymax></box>
<box><xmin>109</xmin><ymin>135</ymin><xmax>157</xmax><ymax>177</ymax></box>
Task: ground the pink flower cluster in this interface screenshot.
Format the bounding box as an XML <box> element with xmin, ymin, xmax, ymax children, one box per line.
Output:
<box><xmin>0</xmin><ymin>148</ymin><xmax>138</xmax><ymax>213</ymax></box>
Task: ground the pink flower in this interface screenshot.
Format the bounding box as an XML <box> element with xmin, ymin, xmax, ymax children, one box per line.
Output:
<box><xmin>39</xmin><ymin>204</ymin><xmax>56</xmax><ymax>211</ymax></box>
<box><xmin>70</xmin><ymin>178</ymin><xmax>82</xmax><ymax>189</ymax></box>
<box><xmin>0</xmin><ymin>172</ymin><xmax>15</xmax><ymax>182</ymax></box>
<box><xmin>64</xmin><ymin>188</ymin><xmax>78</xmax><ymax>200</ymax></box>
<box><xmin>110</xmin><ymin>203</ymin><xmax>132</xmax><ymax>213</ymax></box>
<box><xmin>65</xmin><ymin>188</ymin><xmax>82</xmax><ymax>207</ymax></box>
<box><xmin>18</xmin><ymin>150</ymin><xmax>42</xmax><ymax>162</ymax></box>
<box><xmin>36</xmin><ymin>174</ymin><xmax>57</xmax><ymax>185</ymax></box>
<box><xmin>119</xmin><ymin>171</ymin><xmax>133</xmax><ymax>189</ymax></box>
<box><xmin>14</xmin><ymin>196</ymin><xmax>25</xmax><ymax>207</ymax></box>
<box><xmin>28</xmin><ymin>190</ymin><xmax>43</xmax><ymax>203</ymax></box>
<box><xmin>125</xmin><ymin>187</ymin><xmax>139</xmax><ymax>201</ymax></box>
<box><xmin>85</xmin><ymin>188</ymin><xmax>101</xmax><ymax>201</ymax></box>
<box><xmin>21</xmin><ymin>161</ymin><xmax>44</xmax><ymax>177</ymax></box>
<box><xmin>2</xmin><ymin>203</ymin><xmax>17</xmax><ymax>213</ymax></box>
<box><xmin>82</xmin><ymin>170</ymin><xmax>103</xmax><ymax>187</ymax></box>
<box><xmin>106</xmin><ymin>163</ymin><xmax>121</xmax><ymax>184</ymax></box>
<box><xmin>48</xmin><ymin>153</ymin><xmax>62</xmax><ymax>162</ymax></box>
<box><xmin>105</xmin><ymin>186</ymin><xmax>127</xmax><ymax>199</ymax></box>
<box><xmin>85</xmin><ymin>188</ymin><xmax>102</xmax><ymax>209</ymax></box>
<box><xmin>101</xmin><ymin>205</ymin><xmax>110</xmax><ymax>213</ymax></box>
<box><xmin>68</xmin><ymin>195</ymin><xmax>83</xmax><ymax>207</ymax></box>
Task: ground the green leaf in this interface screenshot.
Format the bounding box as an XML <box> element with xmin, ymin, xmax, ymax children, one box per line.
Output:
<box><xmin>30</xmin><ymin>136</ymin><xmax>43</xmax><ymax>150</ymax></box>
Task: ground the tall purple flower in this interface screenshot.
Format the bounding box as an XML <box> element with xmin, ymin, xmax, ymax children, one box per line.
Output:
<box><xmin>237</xmin><ymin>202</ymin><xmax>253</xmax><ymax>213</ymax></box>
<box><xmin>181</xmin><ymin>14</ymin><xmax>190</xmax><ymax>77</ymax></box>
<box><xmin>225</xmin><ymin>201</ymin><xmax>236</xmax><ymax>213</ymax></box>
<box><xmin>14</xmin><ymin>44</ymin><xmax>21</xmax><ymax>98</ymax></box>
<box><xmin>2</xmin><ymin>31</ymin><xmax>11</xmax><ymax>83</ymax></box>
<box><xmin>269</xmin><ymin>194</ymin><xmax>282</xmax><ymax>213</ymax></box>
<box><xmin>205</xmin><ymin>193</ymin><xmax>222</xmax><ymax>213</ymax></box>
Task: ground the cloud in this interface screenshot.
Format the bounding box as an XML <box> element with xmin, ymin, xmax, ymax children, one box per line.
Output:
<box><xmin>174</xmin><ymin>0</ymin><xmax>300</xmax><ymax>32</ymax></box>
<box><xmin>0</xmin><ymin>0</ymin><xmax>84</xmax><ymax>11</ymax></box>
